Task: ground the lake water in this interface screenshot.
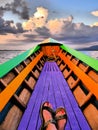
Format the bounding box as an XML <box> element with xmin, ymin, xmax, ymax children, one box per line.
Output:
<box><xmin>0</xmin><ymin>50</ymin><xmax>98</xmax><ymax>64</ymax></box>
<box><xmin>0</xmin><ymin>50</ymin><xmax>25</xmax><ymax>64</ymax></box>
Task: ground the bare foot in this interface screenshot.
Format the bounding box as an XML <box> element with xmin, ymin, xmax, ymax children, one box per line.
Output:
<box><xmin>55</xmin><ymin>107</ymin><xmax>67</xmax><ymax>130</ymax></box>
<box><xmin>41</xmin><ymin>102</ymin><xmax>57</xmax><ymax>130</ymax></box>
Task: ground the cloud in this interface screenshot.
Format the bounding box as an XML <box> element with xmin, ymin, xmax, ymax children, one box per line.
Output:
<box><xmin>0</xmin><ymin>0</ymin><xmax>14</xmax><ymax>7</ymax></box>
<box><xmin>0</xmin><ymin>31</ymin><xmax>40</xmax><ymax>50</ymax></box>
<box><xmin>34</xmin><ymin>7</ymin><xmax>48</xmax><ymax>19</ymax></box>
<box><xmin>46</xmin><ymin>16</ymin><xmax>73</xmax><ymax>35</ymax></box>
<box><xmin>23</xmin><ymin>7</ymin><xmax>48</xmax><ymax>30</ymax></box>
<box><xmin>91</xmin><ymin>22</ymin><xmax>98</xmax><ymax>27</ymax></box>
<box><xmin>1</xmin><ymin>6</ymin><xmax>98</xmax><ymax>50</ymax></box>
<box><xmin>20</xmin><ymin>17</ymin><xmax>98</xmax><ymax>48</ymax></box>
<box><xmin>0</xmin><ymin>7</ymin><xmax>4</xmax><ymax>17</ymax></box>
<box><xmin>0</xmin><ymin>17</ymin><xmax>24</xmax><ymax>34</ymax></box>
<box><xmin>0</xmin><ymin>0</ymin><xmax>29</xmax><ymax>19</ymax></box>
<box><xmin>91</xmin><ymin>11</ymin><xmax>98</xmax><ymax>17</ymax></box>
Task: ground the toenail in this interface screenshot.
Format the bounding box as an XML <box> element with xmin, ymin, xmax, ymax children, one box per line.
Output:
<box><xmin>61</xmin><ymin>109</ymin><xmax>65</xmax><ymax>113</ymax></box>
<box><xmin>46</xmin><ymin>102</ymin><xmax>49</xmax><ymax>105</ymax></box>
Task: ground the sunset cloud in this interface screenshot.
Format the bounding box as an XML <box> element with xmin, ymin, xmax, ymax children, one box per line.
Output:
<box><xmin>0</xmin><ymin>33</ymin><xmax>23</xmax><ymax>44</ymax></box>
<box><xmin>22</xmin><ymin>18</ymin><xmax>35</xmax><ymax>30</ymax></box>
<box><xmin>91</xmin><ymin>11</ymin><xmax>98</xmax><ymax>17</ymax></box>
<box><xmin>34</xmin><ymin>7</ymin><xmax>48</xmax><ymax>19</ymax></box>
<box><xmin>22</xmin><ymin>7</ymin><xmax>48</xmax><ymax>30</ymax></box>
<box><xmin>91</xmin><ymin>22</ymin><xmax>98</xmax><ymax>27</ymax></box>
<box><xmin>1</xmin><ymin>6</ymin><xmax>98</xmax><ymax>50</ymax></box>
<box><xmin>46</xmin><ymin>16</ymin><xmax>73</xmax><ymax>35</ymax></box>
<box><xmin>22</xmin><ymin>7</ymin><xmax>73</xmax><ymax>35</ymax></box>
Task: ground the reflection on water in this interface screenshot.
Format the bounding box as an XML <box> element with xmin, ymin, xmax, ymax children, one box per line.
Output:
<box><xmin>0</xmin><ymin>50</ymin><xmax>98</xmax><ymax>64</ymax></box>
<box><xmin>81</xmin><ymin>51</ymin><xmax>98</xmax><ymax>60</ymax></box>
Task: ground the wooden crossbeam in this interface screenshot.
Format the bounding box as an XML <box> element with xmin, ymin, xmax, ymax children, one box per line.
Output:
<box><xmin>58</xmin><ymin>52</ymin><xmax>98</xmax><ymax>99</ymax></box>
<box><xmin>0</xmin><ymin>79</ymin><xmax>7</xmax><ymax>88</ymax></box>
<box><xmin>12</xmin><ymin>94</ymin><xmax>27</xmax><ymax>111</ymax></box>
<box><xmin>0</xmin><ymin>52</ymin><xmax>43</xmax><ymax>112</ymax></box>
<box><xmin>23</xmin><ymin>79</ymin><xmax>34</xmax><ymax>92</ymax></box>
<box><xmin>14</xmin><ymin>68</ymin><xmax>34</xmax><ymax>92</ymax></box>
<box><xmin>0</xmin><ymin>78</ymin><xmax>27</xmax><ymax>111</ymax></box>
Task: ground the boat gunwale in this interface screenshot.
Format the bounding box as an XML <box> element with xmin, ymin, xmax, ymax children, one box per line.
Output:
<box><xmin>1</xmin><ymin>39</ymin><xmax>98</xmax><ymax>78</ymax></box>
<box><xmin>60</xmin><ymin>44</ymin><xmax>98</xmax><ymax>71</ymax></box>
<box><xmin>0</xmin><ymin>45</ymin><xmax>40</xmax><ymax>78</ymax></box>
<box><xmin>0</xmin><ymin>52</ymin><xmax>43</xmax><ymax>112</ymax></box>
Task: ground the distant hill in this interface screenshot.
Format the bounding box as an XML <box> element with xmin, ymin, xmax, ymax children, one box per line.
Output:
<box><xmin>77</xmin><ymin>45</ymin><xmax>98</xmax><ymax>51</ymax></box>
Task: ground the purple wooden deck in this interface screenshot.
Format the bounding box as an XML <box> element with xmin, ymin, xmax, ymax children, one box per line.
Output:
<box><xmin>18</xmin><ymin>61</ymin><xmax>91</xmax><ymax>130</ymax></box>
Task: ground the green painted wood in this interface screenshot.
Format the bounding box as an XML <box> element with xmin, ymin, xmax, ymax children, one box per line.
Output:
<box><xmin>0</xmin><ymin>45</ymin><xmax>40</xmax><ymax>78</ymax></box>
<box><xmin>60</xmin><ymin>44</ymin><xmax>98</xmax><ymax>71</ymax></box>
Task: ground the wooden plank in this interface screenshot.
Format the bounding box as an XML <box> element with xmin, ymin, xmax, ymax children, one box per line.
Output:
<box><xmin>0</xmin><ymin>105</ymin><xmax>23</xmax><ymax>130</ymax></box>
<box><xmin>0</xmin><ymin>52</ymin><xmax>43</xmax><ymax>112</ymax></box>
<box><xmin>23</xmin><ymin>79</ymin><xmax>33</xmax><ymax>92</ymax></box>
<box><xmin>36</xmin><ymin>71</ymin><xmax>52</xmax><ymax>130</ymax></box>
<box><xmin>56</xmin><ymin>70</ymin><xmax>91</xmax><ymax>130</ymax></box>
<box><xmin>83</xmin><ymin>104</ymin><xmax>98</xmax><ymax>129</ymax></box>
<box><xmin>30</xmin><ymin>71</ymin><xmax>38</xmax><ymax>80</ymax></box>
<box><xmin>0</xmin><ymin>78</ymin><xmax>26</xmax><ymax>111</ymax></box>
<box><xmin>28</xmin><ymin>68</ymin><xmax>51</xmax><ymax>130</ymax></box>
<box><xmin>50</xmin><ymin>70</ymin><xmax>71</xmax><ymax>130</ymax></box>
<box><xmin>0</xmin><ymin>79</ymin><xmax>7</xmax><ymax>88</ymax></box>
<box><xmin>88</xmin><ymin>70</ymin><xmax>98</xmax><ymax>83</ymax></box>
<box><xmin>63</xmin><ymin>69</ymin><xmax>72</xmax><ymax>79</ymax></box>
<box><xmin>67</xmin><ymin>76</ymin><xmax>80</xmax><ymax>89</ymax></box>
<box><xmin>51</xmin><ymin>68</ymin><xmax>79</xmax><ymax>129</ymax></box>
<box><xmin>13</xmin><ymin>95</ymin><xmax>26</xmax><ymax>111</ymax></box>
<box><xmin>18</xmin><ymin>62</ymin><xmax>90</xmax><ymax>130</ymax></box>
<box><xmin>0</xmin><ymin>88</ymin><xmax>31</xmax><ymax>130</ymax></box>
<box><xmin>18</xmin><ymin>63</ymin><xmax>47</xmax><ymax>130</ymax></box>
<box><xmin>58</xmin><ymin>52</ymin><xmax>98</xmax><ymax>99</ymax></box>
<box><xmin>19</xmin><ymin>62</ymin><xmax>56</xmax><ymax>130</ymax></box>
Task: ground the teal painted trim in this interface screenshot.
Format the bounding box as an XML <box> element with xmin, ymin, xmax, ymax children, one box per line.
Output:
<box><xmin>60</xmin><ymin>44</ymin><xmax>98</xmax><ymax>71</ymax></box>
<box><xmin>48</xmin><ymin>38</ymin><xmax>60</xmax><ymax>43</ymax></box>
<box><xmin>0</xmin><ymin>45</ymin><xmax>40</xmax><ymax>78</ymax></box>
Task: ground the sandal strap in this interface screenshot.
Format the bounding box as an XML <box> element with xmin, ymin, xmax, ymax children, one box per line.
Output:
<box><xmin>55</xmin><ymin>114</ymin><xmax>67</xmax><ymax>121</ymax></box>
<box><xmin>42</xmin><ymin>106</ymin><xmax>55</xmax><ymax>116</ymax></box>
<box><xmin>44</xmin><ymin>119</ymin><xmax>56</xmax><ymax>128</ymax></box>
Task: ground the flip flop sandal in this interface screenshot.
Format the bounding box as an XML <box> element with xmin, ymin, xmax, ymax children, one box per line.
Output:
<box><xmin>55</xmin><ymin>107</ymin><xmax>67</xmax><ymax>121</ymax></box>
<box><xmin>41</xmin><ymin>119</ymin><xmax>56</xmax><ymax>130</ymax></box>
<box><xmin>40</xmin><ymin>102</ymin><xmax>56</xmax><ymax>130</ymax></box>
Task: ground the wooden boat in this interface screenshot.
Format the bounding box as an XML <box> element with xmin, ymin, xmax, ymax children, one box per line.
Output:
<box><xmin>0</xmin><ymin>38</ymin><xmax>98</xmax><ymax>130</ymax></box>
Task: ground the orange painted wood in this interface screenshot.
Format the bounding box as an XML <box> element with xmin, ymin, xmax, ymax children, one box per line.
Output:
<box><xmin>0</xmin><ymin>52</ymin><xmax>43</xmax><ymax>112</ymax></box>
<box><xmin>58</xmin><ymin>51</ymin><xmax>98</xmax><ymax>99</ymax></box>
<box><xmin>42</xmin><ymin>46</ymin><xmax>60</xmax><ymax>57</ymax></box>
<box><xmin>88</xmin><ymin>70</ymin><xmax>98</xmax><ymax>83</ymax></box>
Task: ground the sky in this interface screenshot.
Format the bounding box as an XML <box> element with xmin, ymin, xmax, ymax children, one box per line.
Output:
<box><xmin>0</xmin><ymin>0</ymin><xmax>98</xmax><ymax>50</ymax></box>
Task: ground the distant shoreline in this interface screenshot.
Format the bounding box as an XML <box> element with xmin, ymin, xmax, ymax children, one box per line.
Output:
<box><xmin>0</xmin><ymin>49</ymin><xmax>98</xmax><ymax>51</ymax></box>
<box><xmin>0</xmin><ymin>50</ymin><xmax>26</xmax><ymax>51</ymax></box>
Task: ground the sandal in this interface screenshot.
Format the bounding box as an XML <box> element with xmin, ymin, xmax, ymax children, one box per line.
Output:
<box><xmin>40</xmin><ymin>101</ymin><xmax>56</xmax><ymax>130</ymax></box>
<box><xmin>55</xmin><ymin>107</ymin><xmax>67</xmax><ymax>128</ymax></box>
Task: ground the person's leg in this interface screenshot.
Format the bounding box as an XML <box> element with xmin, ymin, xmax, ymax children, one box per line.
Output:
<box><xmin>55</xmin><ymin>107</ymin><xmax>67</xmax><ymax>130</ymax></box>
<box><xmin>40</xmin><ymin>102</ymin><xmax>57</xmax><ymax>130</ymax></box>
